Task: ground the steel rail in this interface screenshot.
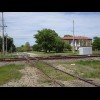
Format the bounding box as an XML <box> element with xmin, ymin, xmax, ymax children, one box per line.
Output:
<box><xmin>40</xmin><ymin>60</ymin><xmax>100</xmax><ymax>87</ymax></box>
<box><xmin>21</xmin><ymin>55</ymin><xmax>65</xmax><ymax>87</ymax></box>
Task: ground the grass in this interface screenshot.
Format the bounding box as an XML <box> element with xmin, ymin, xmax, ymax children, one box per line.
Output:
<box><xmin>29</xmin><ymin>51</ymin><xmax>79</xmax><ymax>57</ymax></box>
<box><xmin>75</xmin><ymin>60</ymin><xmax>100</xmax><ymax>78</ymax></box>
<box><xmin>29</xmin><ymin>50</ymin><xmax>100</xmax><ymax>57</ymax></box>
<box><xmin>93</xmin><ymin>50</ymin><xmax>100</xmax><ymax>54</ymax></box>
<box><xmin>55</xmin><ymin>60</ymin><xmax>100</xmax><ymax>78</ymax></box>
<box><xmin>0</xmin><ymin>55</ymin><xmax>18</xmax><ymax>59</ymax></box>
<box><xmin>39</xmin><ymin>78</ymin><xmax>53</xmax><ymax>83</ymax></box>
<box><xmin>75</xmin><ymin>60</ymin><xmax>100</xmax><ymax>69</ymax></box>
<box><xmin>33</xmin><ymin>61</ymin><xmax>75</xmax><ymax>82</ymax></box>
<box><xmin>0</xmin><ymin>52</ymin><xmax>19</xmax><ymax>59</ymax></box>
<box><xmin>0</xmin><ymin>64</ymin><xmax>25</xmax><ymax>85</ymax></box>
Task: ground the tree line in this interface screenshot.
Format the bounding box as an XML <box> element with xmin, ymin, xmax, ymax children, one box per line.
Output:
<box><xmin>6</xmin><ymin>28</ymin><xmax>100</xmax><ymax>53</ymax></box>
<box><xmin>16</xmin><ymin>42</ymin><xmax>31</xmax><ymax>52</ymax></box>
<box><xmin>0</xmin><ymin>35</ymin><xmax>16</xmax><ymax>53</ymax></box>
<box><xmin>16</xmin><ymin>29</ymin><xmax>71</xmax><ymax>53</ymax></box>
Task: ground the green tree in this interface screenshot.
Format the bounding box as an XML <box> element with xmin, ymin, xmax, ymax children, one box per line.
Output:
<box><xmin>25</xmin><ymin>42</ymin><xmax>31</xmax><ymax>51</ymax></box>
<box><xmin>92</xmin><ymin>37</ymin><xmax>100</xmax><ymax>50</ymax></box>
<box><xmin>16</xmin><ymin>42</ymin><xmax>31</xmax><ymax>52</ymax></box>
<box><xmin>16</xmin><ymin>45</ymin><xmax>26</xmax><ymax>52</ymax></box>
<box><xmin>64</xmin><ymin>35</ymin><xmax>72</xmax><ymax>37</ymax></box>
<box><xmin>34</xmin><ymin>28</ymin><xmax>58</xmax><ymax>53</ymax></box>
<box><xmin>32</xmin><ymin>44</ymin><xmax>42</xmax><ymax>51</ymax></box>
<box><xmin>0</xmin><ymin>35</ymin><xmax>16</xmax><ymax>52</ymax></box>
<box><xmin>64</xmin><ymin>41</ymin><xmax>72</xmax><ymax>51</ymax></box>
<box><xmin>16</xmin><ymin>47</ymin><xmax>22</xmax><ymax>52</ymax></box>
<box><xmin>54</xmin><ymin>37</ymin><xmax>71</xmax><ymax>52</ymax></box>
<box><xmin>54</xmin><ymin>37</ymin><xmax>65</xmax><ymax>52</ymax></box>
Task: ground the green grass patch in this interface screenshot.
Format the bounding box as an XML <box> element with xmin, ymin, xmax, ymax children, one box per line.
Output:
<box><xmin>75</xmin><ymin>60</ymin><xmax>100</xmax><ymax>78</ymax></box>
<box><xmin>33</xmin><ymin>61</ymin><xmax>75</xmax><ymax>82</ymax></box>
<box><xmin>0</xmin><ymin>64</ymin><xmax>25</xmax><ymax>85</ymax></box>
<box><xmin>55</xmin><ymin>60</ymin><xmax>100</xmax><ymax>78</ymax></box>
<box><xmin>93</xmin><ymin>50</ymin><xmax>100</xmax><ymax>54</ymax></box>
<box><xmin>16</xmin><ymin>50</ymin><xmax>100</xmax><ymax>56</ymax></box>
<box><xmin>75</xmin><ymin>60</ymin><xmax>100</xmax><ymax>69</ymax></box>
<box><xmin>39</xmin><ymin>78</ymin><xmax>52</xmax><ymax>83</ymax></box>
<box><xmin>29</xmin><ymin>51</ymin><xmax>79</xmax><ymax>57</ymax></box>
<box><xmin>0</xmin><ymin>55</ymin><xmax>18</xmax><ymax>59</ymax></box>
<box><xmin>83</xmin><ymin>71</ymin><xmax>100</xmax><ymax>78</ymax></box>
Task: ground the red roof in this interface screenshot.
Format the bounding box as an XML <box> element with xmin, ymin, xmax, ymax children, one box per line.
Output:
<box><xmin>63</xmin><ymin>36</ymin><xmax>92</xmax><ymax>40</ymax></box>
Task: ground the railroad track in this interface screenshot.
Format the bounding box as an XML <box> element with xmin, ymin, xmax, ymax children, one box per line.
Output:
<box><xmin>40</xmin><ymin>61</ymin><xmax>100</xmax><ymax>87</ymax></box>
<box><xmin>21</xmin><ymin>55</ymin><xmax>65</xmax><ymax>87</ymax></box>
<box><xmin>0</xmin><ymin>54</ymin><xmax>100</xmax><ymax>62</ymax></box>
<box><xmin>0</xmin><ymin>53</ymin><xmax>100</xmax><ymax>87</ymax></box>
<box><xmin>20</xmin><ymin>54</ymin><xmax>100</xmax><ymax>87</ymax></box>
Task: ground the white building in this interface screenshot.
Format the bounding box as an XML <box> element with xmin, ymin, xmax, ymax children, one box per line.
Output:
<box><xmin>79</xmin><ymin>47</ymin><xmax>92</xmax><ymax>55</ymax></box>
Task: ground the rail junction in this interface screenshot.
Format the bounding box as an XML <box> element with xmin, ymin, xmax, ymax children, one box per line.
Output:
<box><xmin>0</xmin><ymin>52</ymin><xmax>100</xmax><ymax>87</ymax></box>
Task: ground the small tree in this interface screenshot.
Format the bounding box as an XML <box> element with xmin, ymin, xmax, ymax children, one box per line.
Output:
<box><xmin>64</xmin><ymin>35</ymin><xmax>72</xmax><ymax>37</ymax></box>
<box><xmin>25</xmin><ymin>42</ymin><xmax>31</xmax><ymax>51</ymax></box>
<box><xmin>64</xmin><ymin>41</ymin><xmax>72</xmax><ymax>51</ymax></box>
<box><xmin>32</xmin><ymin>44</ymin><xmax>42</xmax><ymax>51</ymax></box>
<box><xmin>92</xmin><ymin>37</ymin><xmax>100</xmax><ymax>50</ymax></box>
<box><xmin>54</xmin><ymin>37</ymin><xmax>65</xmax><ymax>53</ymax></box>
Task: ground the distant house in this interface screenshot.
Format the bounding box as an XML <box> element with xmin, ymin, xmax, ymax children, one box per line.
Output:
<box><xmin>63</xmin><ymin>36</ymin><xmax>92</xmax><ymax>50</ymax></box>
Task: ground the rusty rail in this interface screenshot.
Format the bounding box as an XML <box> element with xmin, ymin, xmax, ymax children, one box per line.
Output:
<box><xmin>21</xmin><ymin>55</ymin><xmax>65</xmax><ymax>87</ymax></box>
<box><xmin>0</xmin><ymin>54</ymin><xmax>100</xmax><ymax>62</ymax></box>
<box><xmin>40</xmin><ymin>60</ymin><xmax>100</xmax><ymax>87</ymax></box>
<box><xmin>1</xmin><ymin>53</ymin><xmax>100</xmax><ymax>87</ymax></box>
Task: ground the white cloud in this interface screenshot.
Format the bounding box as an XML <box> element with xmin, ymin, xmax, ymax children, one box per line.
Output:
<box><xmin>0</xmin><ymin>12</ymin><xmax>100</xmax><ymax>47</ymax></box>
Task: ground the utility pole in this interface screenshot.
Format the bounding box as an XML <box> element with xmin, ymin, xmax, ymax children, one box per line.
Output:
<box><xmin>2</xmin><ymin>12</ymin><xmax>5</xmax><ymax>55</ymax></box>
<box><xmin>73</xmin><ymin>20</ymin><xmax>75</xmax><ymax>53</ymax></box>
<box><xmin>6</xmin><ymin>33</ymin><xmax>8</xmax><ymax>55</ymax></box>
<box><xmin>0</xmin><ymin>12</ymin><xmax>7</xmax><ymax>56</ymax></box>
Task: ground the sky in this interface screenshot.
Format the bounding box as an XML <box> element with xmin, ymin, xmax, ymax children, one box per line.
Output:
<box><xmin>0</xmin><ymin>12</ymin><xmax>100</xmax><ymax>47</ymax></box>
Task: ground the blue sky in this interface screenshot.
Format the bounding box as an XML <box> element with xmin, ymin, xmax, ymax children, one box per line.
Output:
<box><xmin>0</xmin><ymin>12</ymin><xmax>100</xmax><ymax>47</ymax></box>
